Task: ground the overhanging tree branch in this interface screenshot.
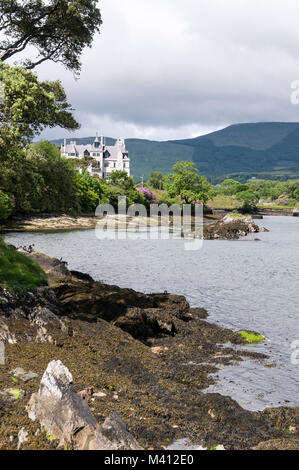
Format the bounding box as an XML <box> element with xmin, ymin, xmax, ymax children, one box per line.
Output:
<box><xmin>0</xmin><ymin>1</ymin><xmax>102</xmax><ymax>74</ymax></box>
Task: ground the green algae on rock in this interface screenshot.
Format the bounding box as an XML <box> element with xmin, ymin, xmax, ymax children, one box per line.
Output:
<box><xmin>238</xmin><ymin>330</ymin><xmax>266</xmax><ymax>344</ymax></box>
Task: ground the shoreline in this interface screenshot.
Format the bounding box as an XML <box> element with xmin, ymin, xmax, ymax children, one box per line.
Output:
<box><xmin>0</xmin><ymin>209</ymin><xmax>286</xmax><ymax>235</ymax></box>
<box><xmin>0</xmin><ymin>213</ymin><xmax>221</xmax><ymax>234</ymax></box>
<box><xmin>0</xmin><ymin>250</ymin><xmax>297</xmax><ymax>450</ymax></box>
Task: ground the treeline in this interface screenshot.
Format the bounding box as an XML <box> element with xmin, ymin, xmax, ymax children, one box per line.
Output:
<box><xmin>0</xmin><ymin>156</ymin><xmax>217</xmax><ymax>221</ymax></box>
<box><xmin>216</xmin><ymin>178</ymin><xmax>299</xmax><ymax>210</ymax></box>
<box><xmin>146</xmin><ymin>171</ymin><xmax>299</xmax><ymax>212</ymax></box>
<box><xmin>0</xmin><ymin>141</ymin><xmax>154</xmax><ymax>220</ymax></box>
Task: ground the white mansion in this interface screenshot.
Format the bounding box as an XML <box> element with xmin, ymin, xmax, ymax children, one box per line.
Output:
<box><xmin>61</xmin><ymin>135</ymin><xmax>130</xmax><ymax>179</ymax></box>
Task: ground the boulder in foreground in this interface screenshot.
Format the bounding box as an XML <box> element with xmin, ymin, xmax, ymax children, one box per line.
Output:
<box><xmin>27</xmin><ymin>360</ymin><xmax>142</xmax><ymax>450</ymax></box>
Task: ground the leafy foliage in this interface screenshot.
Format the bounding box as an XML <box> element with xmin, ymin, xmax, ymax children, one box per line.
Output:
<box><xmin>236</xmin><ymin>189</ymin><xmax>259</xmax><ymax>212</ymax></box>
<box><xmin>0</xmin><ymin>143</ymin><xmax>79</xmax><ymax>214</ymax></box>
<box><xmin>102</xmin><ymin>171</ymin><xmax>145</xmax><ymax>209</ymax></box>
<box><xmin>217</xmin><ymin>178</ymin><xmax>299</xmax><ymax>210</ymax></box>
<box><xmin>219</xmin><ymin>179</ymin><xmax>249</xmax><ymax>196</ymax></box>
<box><xmin>0</xmin><ymin>63</ymin><xmax>79</xmax><ymax>151</ymax></box>
<box><xmin>146</xmin><ymin>171</ymin><xmax>165</xmax><ymax>190</ymax></box>
<box><xmin>0</xmin><ymin>0</ymin><xmax>102</xmax><ymax>74</ymax></box>
<box><xmin>74</xmin><ymin>171</ymin><xmax>102</xmax><ymax>213</ymax></box>
<box><xmin>165</xmin><ymin>161</ymin><xmax>215</xmax><ymax>205</ymax></box>
<box><xmin>0</xmin><ymin>190</ymin><xmax>14</xmax><ymax>219</ymax></box>
<box><xmin>136</xmin><ymin>187</ymin><xmax>158</xmax><ymax>203</ymax></box>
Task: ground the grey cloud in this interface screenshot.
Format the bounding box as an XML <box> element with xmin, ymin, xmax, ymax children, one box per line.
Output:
<box><xmin>33</xmin><ymin>0</ymin><xmax>299</xmax><ymax>140</ymax></box>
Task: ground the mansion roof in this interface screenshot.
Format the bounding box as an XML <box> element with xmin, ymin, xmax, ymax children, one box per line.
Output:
<box><xmin>64</xmin><ymin>138</ymin><xmax>129</xmax><ymax>160</ymax></box>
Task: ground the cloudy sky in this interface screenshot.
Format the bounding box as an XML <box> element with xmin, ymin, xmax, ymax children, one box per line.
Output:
<box><xmin>33</xmin><ymin>0</ymin><xmax>299</xmax><ymax>141</ymax></box>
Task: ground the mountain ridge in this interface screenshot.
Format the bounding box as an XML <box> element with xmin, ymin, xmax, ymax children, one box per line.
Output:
<box><xmin>50</xmin><ymin>122</ymin><xmax>299</xmax><ymax>181</ymax></box>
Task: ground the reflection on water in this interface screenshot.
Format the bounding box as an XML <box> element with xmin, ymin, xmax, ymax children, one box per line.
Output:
<box><xmin>5</xmin><ymin>216</ymin><xmax>299</xmax><ymax>410</ymax></box>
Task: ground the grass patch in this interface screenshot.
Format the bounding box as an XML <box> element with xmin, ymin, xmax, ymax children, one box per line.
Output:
<box><xmin>0</xmin><ymin>238</ymin><xmax>48</xmax><ymax>292</ymax></box>
<box><xmin>227</xmin><ymin>211</ymin><xmax>249</xmax><ymax>219</ymax></box>
<box><xmin>208</xmin><ymin>195</ymin><xmax>240</xmax><ymax>210</ymax></box>
<box><xmin>257</xmin><ymin>203</ymin><xmax>295</xmax><ymax>210</ymax></box>
<box><xmin>238</xmin><ymin>330</ymin><xmax>265</xmax><ymax>344</ymax></box>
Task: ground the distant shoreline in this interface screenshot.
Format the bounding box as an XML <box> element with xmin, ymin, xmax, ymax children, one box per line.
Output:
<box><xmin>0</xmin><ymin>209</ymin><xmax>296</xmax><ymax>234</ymax></box>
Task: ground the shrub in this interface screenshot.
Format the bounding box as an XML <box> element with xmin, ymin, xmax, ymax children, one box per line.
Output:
<box><xmin>0</xmin><ymin>190</ymin><xmax>14</xmax><ymax>220</ymax></box>
<box><xmin>74</xmin><ymin>171</ymin><xmax>103</xmax><ymax>213</ymax></box>
<box><xmin>136</xmin><ymin>187</ymin><xmax>158</xmax><ymax>203</ymax></box>
<box><xmin>236</xmin><ymin>189</ymin><xmax>259</xmax><ymax>212</ymax></box>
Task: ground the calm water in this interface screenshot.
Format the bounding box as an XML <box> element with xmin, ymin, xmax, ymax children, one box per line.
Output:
<box><xmin>5</xmin><ymin>216</ymin><xmax>299</xmax><ymax>410</ymax></box>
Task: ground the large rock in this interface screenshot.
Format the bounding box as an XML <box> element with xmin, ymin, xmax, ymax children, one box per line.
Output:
<box><xmin>25</xmin><ymin>252</ymin><xmax>72</xmax><ymax>286</ymax></box>
<box><xmin>27</xmin><ymin>360</ymin><xmax>142</xmax><ymax>450</ymax></box>
<box><xmin>203</xmin><ymin>215</ymin><xmax>262</xmax><ymax>240</ymax></box>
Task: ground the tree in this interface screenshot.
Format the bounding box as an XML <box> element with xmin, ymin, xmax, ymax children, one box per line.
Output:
<box><xmin>0</xmin><ymin>190</ymin><xmax>14</xmax><ymax>219</ymax></box>
<box><xmin>0</xmin><ymin>63</ymin><xmax>79</xmax><ymax>152</ymax></box>
<box><xmin>102</xmin><ymin>171</ymin><xmax>145</xmax><ymax>209</ymax></box>
<box><xmin>147</xmin><ymin>171</ymin><xmax>165</xmax><ymax>190</ymax></box>
<box><xmin>108</xmin><ymin>171</ymin><xmax>135</xmax><ymax>190</ymax></box>
<box><xmin>0</xmin><ymin>0</ymin><xmax>102</xmax><ymax>74</ymax></box>
<box><xmin>219</xmin><ymin>179</ymin><xmax>249</xmax><ymax>196</ymax></box>
<box><xmin>165</xmin><ymin>161</ymin><xmax>215</xmax><ymax>205</ymax></box>
<box><xmin>74</xmin><ymin>171</ymin><xmax>103</xmax><ymax>213</ymax></box>
<box><xmin>0</xmin><ymin>143</ymin><xmax>80</xmax><ymax>214</ymax></box>
<box><xmin>26</xmin><ymin>140</ymin><xmax>61</xmax><ymax>161</ymax></box>
<box><xmin>286</xmin><ymin>181</ymin><xmax>299</xmax><ymax>201</ymax></box>
<box><xmin>236</xmin><ymin>189</ymin><xmax>259</xmax><ymax>213</ymax></box>
<box><xmin>26</xmin><ymin>141</ymin><xmax>79</xmax><ymax>213</ymax></box>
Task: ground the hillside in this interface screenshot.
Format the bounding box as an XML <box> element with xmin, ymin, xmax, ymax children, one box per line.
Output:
<box><xmin>176</xmin><ymin>122</ymin><xmax>299</xmax><ymax>150</ymax></box>
<box><xmin>51</xmin><ymin>122</ymin><xmax>299</xmax><ymax>181</ymax></box>
<box><xmin>51</xmin><ymin>137</ymin><xmax>193</xmax><ymax>181</ymax></box>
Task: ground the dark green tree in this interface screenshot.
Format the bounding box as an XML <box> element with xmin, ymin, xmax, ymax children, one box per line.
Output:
<box><xmin>0</xmin><ymin>63</ymin><xmax>79</xmax><ymax>152</ymax></box>
<box><xmin>219</xmin><ymin>179</ymin><xmax>249</xmax><ymax>196</ymax></box>
<box><xmin>165</xmin><ymin>161</ymin><xmax>215</xmax><ymax>205</ymax></box>
<box><xmin>103</xmin><ymin>171</ymin><xmax>145</xmax><ymax>209</ymax></box>
<box><xmin>0</xmin><ymin>190</ymin><xmax>14</xmax><ymax>219</ymax></box>
<box><xmin>0</xmin><ymin>143</ymin><xmax>80</xmax><ymax>214</ymax></box>
<box><xmin>147</xmin><ymin>171</ymin><xmax>165</xmax><ymax>190</ymax></box>
<box><xmin>236</xmin><ymin>189</ymin><xmax>259</xmax><ymax>212</ymax></box>
<box><xmin>74</xmin><ymin>171</ymin><xmax>103</xmax><ymax>213</ymax></box>
<box><xmin>0</xmin><ymin>0</ymin><xmax>102</xmax><ymax>74</ymax></box>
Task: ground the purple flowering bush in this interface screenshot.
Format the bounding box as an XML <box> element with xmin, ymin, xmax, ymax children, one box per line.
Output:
<box><xmin>136</xmin><ymin>187</ymin><xmax>158</xmax><ymax>203</ymax></box>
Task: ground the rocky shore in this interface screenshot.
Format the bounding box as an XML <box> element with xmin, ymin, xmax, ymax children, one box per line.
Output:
<box><xmin>0</xmin><ymin>251</ymin><xmax>297</xmax><ymax>450</ymax></box>
<box><xmin>0</xmin><ymin>213</ymin><xmax>220</xmax><ymax>233</ymax></box>
<box><xmin>0</xmin><ymin>215</ymin><xmax>109</xmax><ymax>233</ymax></box>
<box><xmin>200</xmin><ymin>215</ymin><xmax>269</xmax><ymax>240</ymax></box>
